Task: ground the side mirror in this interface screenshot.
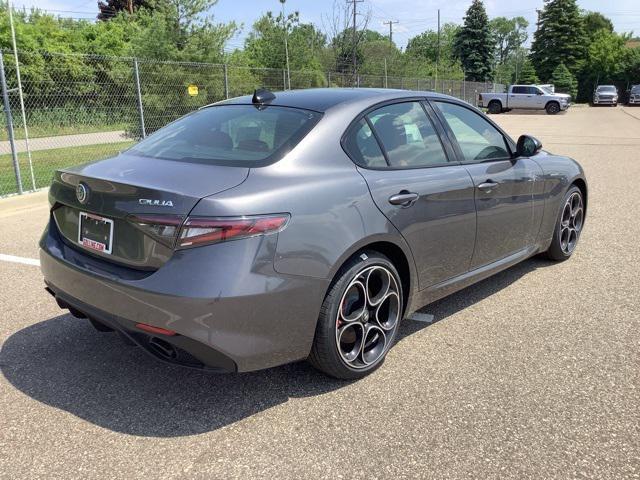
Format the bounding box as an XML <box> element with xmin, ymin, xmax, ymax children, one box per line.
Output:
<box><xmin>516</xmin><ymin>135</ymin><xmax>542</xmax><ymax>157</ymax></box>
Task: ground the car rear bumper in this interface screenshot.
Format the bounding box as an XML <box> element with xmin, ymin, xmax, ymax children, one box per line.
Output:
<box><xmin>40</xmin><ymin>217</ymin><xmax>329</xmax><ymax>372</ymax></box>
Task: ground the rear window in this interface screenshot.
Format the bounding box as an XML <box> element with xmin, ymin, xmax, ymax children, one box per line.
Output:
<box><xmin>128</xmin><ymin>105</ymin><xmax>321</xmax><ymax>167</ymax></box>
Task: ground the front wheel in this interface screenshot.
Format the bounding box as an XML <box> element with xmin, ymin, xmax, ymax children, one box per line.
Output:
<box><xmin>545</xmin><ymin>186</ymin><xmax>584</xmax><ymax>261</ymax></box>
<box><xmin>308</xmin><ymin>251</ymin><xmax>403</xmax><ymax>380</ymax></box>
<box><xmin>546</xmin><ymin>102</ymin><xmax>560</xmax><ymax>115</ymax></box>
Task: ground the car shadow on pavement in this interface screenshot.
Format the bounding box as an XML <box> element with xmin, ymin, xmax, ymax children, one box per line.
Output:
<box><xmin>0</xmin><ymin>256</ymin><xmax>554</xmax><ymax>438</ymax></box>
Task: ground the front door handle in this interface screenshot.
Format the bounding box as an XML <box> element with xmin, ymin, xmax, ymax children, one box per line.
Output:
<box><xmin>388</xmin><ymin>191</ymin><xmax>419</xmax><ymax>207</ymax></box>
<box><xmin>477</xmin><ymin>181</ymin><xmax>499</xmax><ymax>192</ymax></box>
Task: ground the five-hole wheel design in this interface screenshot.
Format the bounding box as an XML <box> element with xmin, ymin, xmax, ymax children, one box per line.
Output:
<box><xmin>335</xmin><ymin>265</ymin><xmax>400</xmax><ymax>369</ymax></box>
<box><xmin>559</xmin><ymin>191</ymin><xmax>584</xmax><ymax>255</ymax></box>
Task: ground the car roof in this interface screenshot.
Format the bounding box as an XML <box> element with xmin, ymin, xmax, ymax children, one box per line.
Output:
<box><xmin>214</xmin><ymin>88</ymin><xmax>455</xmax><ymax>112</ymax></box>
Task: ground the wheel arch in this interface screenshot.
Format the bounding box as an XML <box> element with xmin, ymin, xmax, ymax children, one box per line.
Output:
<box><xmin>545</xmin><ymin>100</ymin><xmax>560</xmax><ymax>110</ymax></box>
<box><xmin>571</xmin><ymin>176</ymin><xmax>588</xmax><ymax>217</ymax></box>
<box><xmin>325</xmin><ymin>236</ymin><xmax>418</xmax><ymax>317</ymax></box>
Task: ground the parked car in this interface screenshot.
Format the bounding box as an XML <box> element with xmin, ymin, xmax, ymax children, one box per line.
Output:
<box><xmin>40</xmin><ymin>88</ymin><xmax>587</xmax><ymax>379</ymax></box>
<box><xmin>592</xmin><ymin>85</ymin><xmax>618</xmax><ymax>106</ymax></box>
<box><xmin>625</xmin><ymin>84</ymin><xmax>640</xmax><ymax>105</ymax></box>
<box><xmin>479</xmin><ymin>84</ymin><xmax>571</xmax><ymax>115</ymax></box>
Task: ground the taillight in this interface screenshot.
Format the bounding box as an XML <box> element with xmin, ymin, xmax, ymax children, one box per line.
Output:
<box><xmin>127</xmin><ymin>214</ymin><xmax>183</xmax><ymax>247</ymax></box>
<box><xmin>177</xmin><ymin>214</ymin><xmax>290</xmax><ymax>249</ymax></box>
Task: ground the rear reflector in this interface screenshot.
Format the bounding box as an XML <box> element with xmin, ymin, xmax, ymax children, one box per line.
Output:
<box><xmin>135</xmin><ymin>323</ymin><xmax>177</xmax><ymax>336</ymax></box>
<box><xmin>177</xmin><ymin>214</ymin><xmax>289</xmax><ymax>248</ymax></box>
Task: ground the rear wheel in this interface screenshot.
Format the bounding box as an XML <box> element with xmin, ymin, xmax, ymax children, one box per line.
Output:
<box><xmin>309</xmin><ymin>251</ymin><xmax>403</xmax><ymax>380</ymax></box>
<box><xmin>487</xmin><ymin>100</ymin><xmax>502</xmax><ymax>114</ymax></box>
<box><xmin>546</xmin><ymin>102</ymin><xmax>560</xmax><ymax>115</ymax></box>
<box><xmin>545</xmin><ymin>186</ymin><xmax>584</xmax><ymax>261</ymax></box>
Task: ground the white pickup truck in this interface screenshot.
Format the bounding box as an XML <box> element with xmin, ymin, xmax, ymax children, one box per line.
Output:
<box><xmin>478</xmin><ymin>84</ymin><xmax>571</xmax><ymax>115</ymax></box>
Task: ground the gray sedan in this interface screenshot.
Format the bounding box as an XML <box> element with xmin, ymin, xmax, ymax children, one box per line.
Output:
<box><xmin>40</xmin><ymin>88</ymin><xmax>587</xmax><ymax>379</ymax></box>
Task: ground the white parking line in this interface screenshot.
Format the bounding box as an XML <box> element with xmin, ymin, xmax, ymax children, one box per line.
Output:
<box><xmin>0</xmin><ymin>253</ymin><xmax>40</xmax><ymax>267</ymax></box>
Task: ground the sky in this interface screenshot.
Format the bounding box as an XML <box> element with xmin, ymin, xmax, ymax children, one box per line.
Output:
<box><xmin>9</xmin><ymin>0</ymin><xmax>640</xmax><ymax>50</ymax></box>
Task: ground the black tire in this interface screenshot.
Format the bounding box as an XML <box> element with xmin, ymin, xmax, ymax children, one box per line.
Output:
<box><xmin>308</xmin><ymin>251</ymin><xmax>403</xmax><ymax>380</ymax></box>
<box><xmin>487</xmin><ymin>100</ymin><xmax>502</xmax><ymax>114</ymax></box>
<box><xmin>545</xmin><ymin>186</ymin><xmax>584</xmax><ymax>261</ymax></box>
<box><xmin>546</xmin><ymin>102</ymin><xmax>560</xmax><ymax>115</ymax></box>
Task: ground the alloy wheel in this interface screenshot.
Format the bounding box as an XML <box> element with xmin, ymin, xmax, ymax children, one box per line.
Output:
<box><xmin>335</xmin><ymin>265</ymin><xmax>400</xmax><ymax>369</ymax></box>
<box><xmin>559</xmin><ymin>191</ymin><xmax>584</xmax><ymax>255</ymax></box>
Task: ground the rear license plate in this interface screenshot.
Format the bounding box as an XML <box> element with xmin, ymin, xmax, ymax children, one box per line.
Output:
<box><xmin>78</xmin><ymin>212</ymin><xmax>114</xmax><ymax>254</ymax></box>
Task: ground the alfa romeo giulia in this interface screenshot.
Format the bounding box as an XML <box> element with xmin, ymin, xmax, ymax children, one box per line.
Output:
<box><xmin>40</xmin><ymin>88</ymin><xmax>587</xmax><ymax>379</ymax></box>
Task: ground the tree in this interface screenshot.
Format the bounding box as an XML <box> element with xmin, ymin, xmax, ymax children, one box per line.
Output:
<box><xmin>406</xmin><ymin>23</ymin><xmax>460</xmax><ymax>64</ymax></box>
<box><xmin>453</xmin><ymin>0</ymin><xmax>493</xmax><ymax>81</ymax></box>
<box><xmin>551</xmin><ymin>62</ymin><xmax>577</xmax><ymax>99</ymax></box>
<box><xmin>517</xmin><ymin>60</ymin><xmax>539</xmax><ymax>84</ymax></box>
<box><xmin>129</xmin><ymin>0</ymin><xmax>237</xmax><ymax>63</ymax></box>
<box><xmin>530</xmin><ymin>0</ymin><xmax>587</xmax><ymax>81</ymax></box>
<box><xmin>244</xmin><ymin>11</ymin><xmax>326</xmax><ymax>86</ymax></box>
<box><xmin>97</xmin><ymin>0</ymin><xmax>149</xmax><ymax>20</ymax></box>
<box><xmin>582</xmin><ymin>11</ymin><xmax>613</xmax><ymax>40</ymax></box>
<box><xmin>489</xmin><ymin>16</ymin><xmax>528</xmax><ymax>65</ymax></box>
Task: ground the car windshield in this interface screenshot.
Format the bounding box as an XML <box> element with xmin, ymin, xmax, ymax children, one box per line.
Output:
<box><xmin>540</xmin><ymin>86</ymin><xmax>553</xmax><ymax>94</ymax></box>
<box><xmin>596</xmin><ymin>86</ymin><xmax>616</xmax><ymax>93</ymax></box>
<box><xmin>631</xmin><ymin>86</ymin><xmax>640</xmax><ymax>93</ymax></box>
<box><xmin>128</xmin><ymin>105</ymin><xmax>321</xmax><ymax>167</ymax></box>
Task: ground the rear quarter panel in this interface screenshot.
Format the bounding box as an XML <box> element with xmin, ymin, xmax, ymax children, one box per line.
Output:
<box><xmin>189</xmin><ymin>103</ymin><xmax>418</xmax><ymax>287</ymax></box>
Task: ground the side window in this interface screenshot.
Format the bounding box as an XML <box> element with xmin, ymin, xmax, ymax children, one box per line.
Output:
<box><xmin>343</xmin><ymin>119</ymin><xmax>387</xmax><ymax>168</ymax></box>
<box><xmin>512</xmin><ymin>86</ymin><xmax>526</xmax><ymax>94</ymax></box>
<box><xmin>367</xmin><ymin>102</ymin><xmax>448</xmax><ymax>168</ymax></box>
<box><xmin>527</xmin><ymin>87</ymin><xmax>540</xmax><ymax>95</ymax></box>
<box><xmin>434</xmin><ymin>101</ymin><xmax>511</xmax><ymax>162</ymax></box>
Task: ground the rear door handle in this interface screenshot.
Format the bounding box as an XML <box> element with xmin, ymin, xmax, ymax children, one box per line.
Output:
<box><xmin>388</xmin><ymin>192</ymin><xmax>419</xmax><ymax>207</ymax></box>
<box><xmin>477</xmin><ymin>181</ymin><xmax>499</xmax><ymax>192</ymax></box>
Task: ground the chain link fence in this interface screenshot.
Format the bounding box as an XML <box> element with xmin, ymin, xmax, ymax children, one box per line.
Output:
<box><xmin>0</xmin><ymin>50</ymin><xmax>503</xmax><ymax>196</ymax></box>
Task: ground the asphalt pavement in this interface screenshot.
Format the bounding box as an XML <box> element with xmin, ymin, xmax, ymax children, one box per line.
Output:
<box><xmin>0</xmin><ymin>105</ymin><xmax>638</xmax><ymax>479</ymax></box>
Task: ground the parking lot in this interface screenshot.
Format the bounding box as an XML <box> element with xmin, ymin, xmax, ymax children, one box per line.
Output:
<box><xmin>1</xmin><ymin>105</ymin><xmax>639</xmax><ymax>479</ymax></box>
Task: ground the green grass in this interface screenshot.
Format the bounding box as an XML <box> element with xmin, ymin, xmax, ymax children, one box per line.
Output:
<box><xmin>0</xmin><ymin>123</ymin><xmax>129</xmax><ymax>141</ymax></box>
<box><xmin>0</xmin><ymin>141</ymin><xmax>135</xmax><ymax>196</ymax></box>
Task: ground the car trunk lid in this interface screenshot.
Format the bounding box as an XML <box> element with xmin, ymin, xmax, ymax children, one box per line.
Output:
<box><xmin>49</xmin><ymin>153</ymin><xmax>249</xmax><ymax>270</ymax></box>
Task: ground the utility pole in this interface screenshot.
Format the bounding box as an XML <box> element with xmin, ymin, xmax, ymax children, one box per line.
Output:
<box><xmin>383</xmin><ymin>20</ymin><xmax>399</xmax><ymax>45</ymax></box>
<box><xmin>435</xmin><ymin>9</ymin><xmax>440</xmax><ymax>89</ymax></box>
<box><xmin>347</xmin><ymin>0</ymin><xmax>363</xmax><ymax>85</ymax></box>
<box><xmin>280</xmin><ymin>0</ymin><xmax>291</xmax><ymax>90</ymax></box>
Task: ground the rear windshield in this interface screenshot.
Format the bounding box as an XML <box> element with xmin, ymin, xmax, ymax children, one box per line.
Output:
<box><xmin>128</xmin><ymin>105</ymin><xmax>321</xmax><ymax>167</ymax></box>
<box><xmin>596</xmin><ymin>86</ymin><xmax>616</xmax><ymax>92</ymax></box>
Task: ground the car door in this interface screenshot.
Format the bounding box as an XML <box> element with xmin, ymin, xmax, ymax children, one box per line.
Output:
<box><xmin>509</xmin><ymin>86</ymin><xmax>532</xmax><ymax>109</ymax></box>
<box><xmin>342</xmin><ymin>100</ymin><xmax>476</xmax><ymax>289</ymax></box>
<box><xmin>530</xmin><ymin>86</ymin><xmax>546</xmax><ymax>108</ymax></box>
<box><xmin>431</xmin><ymin>100</ymin><xmax>537</xmax><ymax>269</ymax></box>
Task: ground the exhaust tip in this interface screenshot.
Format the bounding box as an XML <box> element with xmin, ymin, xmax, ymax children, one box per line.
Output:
<box><xmin>148</xmin><ymin>337</ymin><xmax>178</xmax><ymax>360</ymax></box>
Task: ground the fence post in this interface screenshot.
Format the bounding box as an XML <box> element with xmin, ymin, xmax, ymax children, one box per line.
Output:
<box><xmin>463</xmin><ymin>71</ymin><xmax>466</xmax><ymax>103</ymax></box>
<box><xmin>133</xmin><ymin>58</ymin><xmax>146</xmax><ymax>139</ymax></box>
<box><xmin>223</xmin><ymin>64</ymin><xmax>229</xmax><ymax>99</ymax></box>
<box><xmin>0</xmin><ymin>50</ymin><xmax>22</xmax><ymax>195</ymax></box>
